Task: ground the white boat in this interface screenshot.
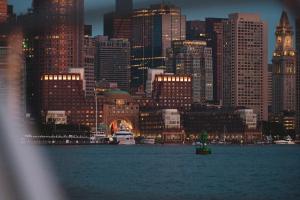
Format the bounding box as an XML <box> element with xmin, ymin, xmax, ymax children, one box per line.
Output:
<box><xmin>112</xmin><ymin>130</ymin><xmax>135</xmax><ymax>145</ymax></box>
<box><xmin>141</xmin><ymin>138</ymin><xmax>155</xmax><ymax>144</ymax></box>
<box><xmin>274</xmin><ymin>136</ymin><xmax>295</xmax><ymax>145</ymax></box>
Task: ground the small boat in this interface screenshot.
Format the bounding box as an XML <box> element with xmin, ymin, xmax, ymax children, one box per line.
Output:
<box><xmin>90</xmin><ymin>133</ymin><xmax>119</xmax><ymax>145</ymax></box>
<box><xmin>192</xmin><ymin>141</ymin><xmax>201</xmax><ymax>146</ymax></box>
<box><xmin>112</xmin><ymin>129</ymin><xmax>135</xmax><ymax>145</ymax></box>
<box><xmin>140</xmin><ymin>138</ymin><xmax>155</xmax><ymax>145</ymax></box>
<box><xmin>274</xmin><ymin>136</ymin><xmax>295</xmax><ymax>145</ymax></box>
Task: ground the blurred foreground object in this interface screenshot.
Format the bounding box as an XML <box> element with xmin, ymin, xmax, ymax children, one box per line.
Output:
<box><xmin>0</xmin><ymin>31</ymin><xmax>65</xmax><ymax>200</ymax></box>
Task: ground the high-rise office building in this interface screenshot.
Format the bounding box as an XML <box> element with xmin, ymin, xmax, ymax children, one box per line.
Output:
<box><xmin>32</xmin><ymin>0</ymin><xmax>84</xmax><ymax>73</ymax></box>
<box><xmin>166</xmin><ymin>40</ymin><xmax>213</xmax><ymax>104</ymax></box>
<box><xmin>272</xmin><ymin>11</ymin><xmax>296</xmax><ymax>113</ymax></box>
<box><xmin>104</xmin><ymin>0</ymin><xmax>132</xmax><ymax>40</ymax></box>
<box><xmin>95</xmin><ymin>38</ymin><xmax>131</xmax><ymax>91</ymax></box>
<box><xmin>83</xmin><ymin>25</ymin><xmax>96</xmax><ymax>97</ymax></box>
<box><xmin>223</xmin><ymin>13</ymin><xmax>268</xmax><ymax>121</ymax></box>
<box><xmin>186</xmin><ymin>20</ymin><xmax>206</xmax><ymax>41</ymax></box>
<box><xmin>0</xmin><ymin>0</ymin><xmax>7</xmax><ymax>24</ymax></box>
<box><xmin>116</xmin><ymin>0</ymin><xmax>133</xmax><ymax>16</ymax></box>
<box><xmin>131</xmin><ymin>3</ymin><xmax>186</xmax><ymax>90</ymax></box>
<box><xmin>296</xmin><ymin>17</ymin><xmax>300</xmax><ymax>135</ymax></box>
<box><xmin>206</xmin><ymin>18</ymin><xmax>228</xmax><ymax>104</ymax></box>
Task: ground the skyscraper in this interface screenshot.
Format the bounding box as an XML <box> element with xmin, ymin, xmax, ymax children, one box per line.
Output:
<box><xmin>83</xmin><ymin>25</ymin><xmax>96</xmax><ymax>97</ymax></box>
<box><xmin>166</xmin><ymin>40</ymin><xmax>213</xmax><ymax>104</ymax></box>
<box><xmin>95</xmin><ymin>38</ymin><xmax>131</xmax><ymax>91</ymax></box>
<box><xmin>32</xmin><ymin>0</ymin><xmax>84</xmax><ymax>73</ymax></box>
<box><xmin>186</xmin><ymin>20</ymin><xmax>206</xmax><ymax>41</ymax></box>
<box><xmin>0</xmin><ymin>0</ymin><xmax>7</xmax><ymax>24</ymax></box>
<box><xmin>116</xmin><ymin>0</ymin><xmax>133</xmax><ymax>16</ymax></box>
<box><xmin>206</xmin><ymin>18</ymin><xmax>228</xmax><ymax>104</ymax></box>
<box><xmin>272</xmin><ymin>11</ymin><xmax>296</xmax><ymax>114</ymax></box>
<box><xmin>104</xmin><ymin>0</ymin><xmax>132</xmax><ymax>40</ymax></box>
<box><xmin>223</xmin><ymin>13</ymin><xmax>268</xmax><ymax>121</ymax></box>
<box><xmin>296</xmin><ymin>17</ymin><xmax>300</xmax><ymax>135</ymax></box>
<box><xmin>131</xmin><ymin>3</ymin><xmax>186</xmax><ymax>90</ymax></box>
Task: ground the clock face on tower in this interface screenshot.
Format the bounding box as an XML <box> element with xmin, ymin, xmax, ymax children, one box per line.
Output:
<box><xmin>285</xmin><ymin>36</ymin><xmax>291</xmax><ymax>47</ymax></box>
<box><xmin>277</xmin><ymin>36</ymin><xmax>282</xmax><ymax>43</ymax></box>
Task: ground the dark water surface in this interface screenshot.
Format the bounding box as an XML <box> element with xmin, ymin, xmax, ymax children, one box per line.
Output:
<box><xmin>44</xmin><ymin>145</ymin><xmax>300</xmax><ymax>200</ymax></box>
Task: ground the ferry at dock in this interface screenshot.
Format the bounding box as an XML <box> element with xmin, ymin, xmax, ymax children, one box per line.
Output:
<box><xmin>112</xmin><ymin>129</ymin><xmax>135</xmax><ymax>145</ymax></box>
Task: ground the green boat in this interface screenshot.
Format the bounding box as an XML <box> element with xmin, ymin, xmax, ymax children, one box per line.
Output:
<box><xmin>195</xmin><ymin>131</ymin><xmax>212</xmax><ymax>155</ymax></box>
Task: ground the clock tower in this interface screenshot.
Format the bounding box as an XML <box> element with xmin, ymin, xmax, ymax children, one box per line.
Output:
<box><xmin>272</xmin><ymin>11</ymin><xmax>296</xmax><ymax>113</ymax></box>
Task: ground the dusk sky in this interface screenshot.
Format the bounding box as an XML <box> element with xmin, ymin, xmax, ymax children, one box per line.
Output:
<box><xmin>8</xmin><ymin>0</ymin><xmax>293</xmax><ymax>62</ymax></box>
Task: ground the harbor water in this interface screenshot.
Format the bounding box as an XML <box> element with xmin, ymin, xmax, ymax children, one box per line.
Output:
<box><xmin>44</xmin><ymin>145</ymin><xmax>300</xmax><ymax>200</ymax></box>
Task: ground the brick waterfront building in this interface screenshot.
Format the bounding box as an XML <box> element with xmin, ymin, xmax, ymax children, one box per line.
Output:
<box><xmin>152</xmin><ymin>73</ymin><xmax>192</xmax><ymax>111</ymax></box>
<box><xmin>41</xmin><ymin>73</ymin><xmax>139</xmax><ymax>134</ymax></box>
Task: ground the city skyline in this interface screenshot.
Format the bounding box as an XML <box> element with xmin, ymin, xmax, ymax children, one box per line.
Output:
<box><xmin>8</xmin><ymin>0</ymin><xmax>289</xmax><ymax>62</ymax></box>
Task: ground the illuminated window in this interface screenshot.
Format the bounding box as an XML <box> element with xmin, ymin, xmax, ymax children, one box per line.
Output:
<box><xmin>158</xmin><ymin>77</ymin><xmax>162</xmax><ymax>81</ymax></box>
<box><xmin>176</xmin><ymin>77</ymin><xmax>180</xmax><ymax>82</ymax></box>
<box><xmin>172</xmin><ymin>77</ymin><xmax>175</xmax><ymax>81</ymax></box>
<box><xmin>63</xmin><ymin>75</ymin><xmax>67</xmax><ymax>80</ymax></box>
<box><xmin>168</xmin><ymin>77</ymin><xmax>171</xmax><ymax>82</ymax></box>
<box><xmin>44</xmin><ymin>75</ymin><xmax>49</xmax><ymax>80</ymax></box>
<box><xmin>54</xmin><ymin>75</ymin><xmax>58</xmax><ymax>80</ymax></box>
<box><xmin>58</xmin><ymin>75</ymin><xmax>62</xmax><ymax>80</ymax></box>
<box><xmin>76</xmin><ymin>75</ymin><xmax>80</xmax><ymax>80</ymax></box>
<box><xmin>67</xmin><ymin>75</ymin><xmax>71</xmax><ymax>80</ymax></box>
<box><xmin>180</xmin><ymin>77</ymin><xmax>183</xmax><ymax>82</ymax></box>
<box><xmin>72</xmin><ymin>75</ymin><xmax>76</xmax><ymax>80</ymax></box>
<box><xmin>164</xmin><ymin>77</ymin><xmax>168</xmax><ymax>81</ymax></box>
<box><xmin>49</xmin><ymin>75</ymin><xmax>53</xmax><ymax>80</ymax></box>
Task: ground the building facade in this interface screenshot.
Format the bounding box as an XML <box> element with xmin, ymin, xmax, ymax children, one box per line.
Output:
<box><xmin>102</xmin><ymin>90</ymin><xmax>139</xmax><ymax>135</ymax></box>
<box><xmin>0</xmin><ymin>0</ymin><xmax>7</xmax><ymax>24</ymax></box>
<box><xmin>32</xmin><ymin>0</ymin><xmax>84</xmax><ymax>73</ymax></box>
<box><xmin>95</xmin><ymin>38</ymin><xmax>131</xmax><ymax>91</ymax></box>
<box><xmin>272</xmin><ymin>11</ymin><xmax>296</xmax><ymax>113</ymax></box>
<box><xmin>131</xmin><ymin>3</ymin><xmax>186</xmax><ymax>89</ymax></box>
<box><xmin>223</xmin><ymin>13</ymin><xmax>268</xmax><ymax>121</ymax></box>
<box><xmin>268</xmin><ymin>64</ymin><xmax>273</xmax><ymax>111</ymax></box>
<box><xmin>139</xmin><ymin>108</ymin><xmax>184</xmax><ymax>143</ymax></box>
<box><xmin>296</xmin><ymin>17</ymin><xmax>300</xmax><ymax>136</ymax></box>
<box><xmin>166</xmin><ymin>40</ymin><xmax>213</xmax><ymax>104</ymax></box>
<box><xmin>206</xmin><ymin>18</ymin><xmax>228</xmax><ymax>103</ymax></box>
<box><xmin>186</xmin><ymin>20</ymin><xmax>206</xmax><ymax>41</ymax></box>
<box><xmin>104</xmin><ymin>0</ymin><xmax>132</xmax><ymax>40</ymax></box>
<box><xmin>152</xmin><ymin>73</ymin><xmax>192</xmax><ymax>111</ymax></box>
<box><xmin>83</xmin><ymin>26</ymin><xmax>96</xmax><ymax>97</ymax></box>
<box><xmin>183</xmin><ymin>106</ymin><xmax>261</xmax><ymax>143</ymax></box>
<box><xmin>145</xmin><ymin>69</ymin><xmax>164</xmax><ymax>97</ymax></box>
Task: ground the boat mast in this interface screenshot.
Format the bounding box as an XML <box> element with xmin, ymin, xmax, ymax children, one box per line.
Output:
<box><xmin>95</xmin><ymin>89</ymin><xmax>98</xmax><ymax>135</ymax></box>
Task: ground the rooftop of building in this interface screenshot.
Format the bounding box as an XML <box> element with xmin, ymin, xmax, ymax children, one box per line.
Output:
<box><xmin>104</xmin><ymin>89</ymin><xmax>130</xmax><ymax>96</ymax></box>
<box><xmin>279</xmin><ymin>11</ymin><xmax>290</xmax><ymax>27</ymax></box>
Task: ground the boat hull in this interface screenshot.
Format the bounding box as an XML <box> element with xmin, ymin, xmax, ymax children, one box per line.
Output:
<box><xmin>118</xmin><ymin>139</ymin><xmax>136</xmax><ymax>145</ymax></box>
<box><xmin>274</xmin><ymin>140</ymin><xmax>295</xmax><ymax>145</ymax></box>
